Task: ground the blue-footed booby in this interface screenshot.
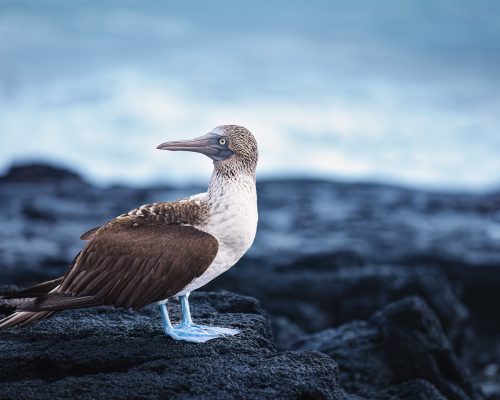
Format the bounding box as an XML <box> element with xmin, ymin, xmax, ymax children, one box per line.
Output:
<box><xmin>0</xmin><ymin>125</ymin><xmax>258</xmax><ymax>343</ymax></box>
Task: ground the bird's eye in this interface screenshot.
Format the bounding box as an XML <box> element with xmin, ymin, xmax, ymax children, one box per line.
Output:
<box><xmin>218</xmin><ymin>137</ymin><xmax>227</xmax><ymax>146</ymax></box>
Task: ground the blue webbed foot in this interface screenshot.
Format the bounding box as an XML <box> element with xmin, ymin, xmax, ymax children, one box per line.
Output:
<box><xmin>158</xmin><ymin>294</ymin><xmax>240</xmax><ymax>343</ymax></box>
<box><xmin>169</xmin><ymin>323</ymin><xmax>240</xmax><ymax>343</ymax></box>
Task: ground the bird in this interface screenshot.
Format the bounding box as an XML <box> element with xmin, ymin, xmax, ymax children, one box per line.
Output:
<box><xmin>0</xmin><ymin>125</ymin><xmax>258</xmax><ymax>343</ymax></box>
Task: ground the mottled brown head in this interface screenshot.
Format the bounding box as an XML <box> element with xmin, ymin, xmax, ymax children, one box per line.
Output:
<box><xmin>157</xmin><ymin>125</ymin><xmax>258</xmax><ymax>176</ymax></box>
<box><xmin>212</xmin><ymin>125</ymin><xmax>258</xmax><ymax>174</ymax></box>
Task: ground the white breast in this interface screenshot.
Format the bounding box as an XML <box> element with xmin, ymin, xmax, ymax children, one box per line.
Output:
<box><xmin>177</xmin><ymin>176</ymin><xmax>257</xmax><ymax>295</ymax></box>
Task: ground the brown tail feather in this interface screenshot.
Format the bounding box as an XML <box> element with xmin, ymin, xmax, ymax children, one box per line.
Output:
<box><xmin>18</xmin><ymin>293</ymin><xmax>103</xmax><ymax>312</ymax></box>
<box><xmin>0</xmin><ymin>310</ymin><xmax>55</xmax><ymax>331</ymax></box>
<box><xmin>1</xmin><ymin>277</ymin><xmax>64</xmax><ymax>299</ymax></box>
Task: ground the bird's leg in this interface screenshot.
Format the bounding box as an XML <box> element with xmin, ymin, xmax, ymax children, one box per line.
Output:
<box><xmin>158</xmin><ymin>302</ymin><xmax>175</xmax><ymax>336</ymax></box>
<box><xmin>176</xmin><ymin>293</ymin><xmax>240</xmax><ymax>341</ymax></box>
<box><xmin>179</xmin><ymin>293</ymin><xmax>193</xmax><ymax>326</ymax></box>
<box><xmin>159</xmin><ymin>301</ymin><xmax>199</xmax><ymax>341</ymax></box>
<box><xmin>158</xmin><ymin>294</ymin><xmax>240</xmax><ymax>343</ymax></box>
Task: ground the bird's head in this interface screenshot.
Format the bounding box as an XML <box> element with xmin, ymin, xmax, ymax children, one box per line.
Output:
<box><xmin>157</xmin><ymin>125</ymin><xmax>258</xmax><ymax>176</ymax></box>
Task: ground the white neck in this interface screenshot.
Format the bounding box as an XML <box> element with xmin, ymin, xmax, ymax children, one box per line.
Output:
<box><xmin>203</xmin><ymin>168</ymin><xmax>257</xmax><ymax>252</ymax></box>
<box><xmin>207</xmin><ymin>168</ymin><xmax>256</xmax><ymax>205</ymax></box>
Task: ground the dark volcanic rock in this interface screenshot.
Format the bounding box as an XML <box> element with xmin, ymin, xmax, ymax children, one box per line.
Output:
<box><xmin>294</xmin><ymin>297</ymin><xmax>485</xmax><ymax>400</ymax></box>
<box><xmin>0</xmin><ymin>165</ymin><xmax>498</xmax><ymax>396</ymax></box>
<box><xmin>208</xmin><ymin>263</ymin><xmax>469</xmax><ymax>349</ymax></box>
<box><xmin>0</xmin><ymin>163</ymin><xmax>85</xmax><ymax>184</ymax></box>
<box><xmin>0</xmin><ymin>290</ymin><xmax>344</xmax><ymax>400</ymax></box>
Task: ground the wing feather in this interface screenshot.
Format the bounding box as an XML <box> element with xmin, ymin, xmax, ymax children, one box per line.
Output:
<box><xmin>20</xmin><ymin>217</ymin><xmax>217</xmax><ymax>313</ymax></box>
<box><xmin>45</xmin><ymin>218</ymin><xmax>219</xmax><ymax>311</ymax></box>
<box><xmin>4</xmin><ymin>197</ymin><xmax>216</xmax><ymax>329</ymax></box>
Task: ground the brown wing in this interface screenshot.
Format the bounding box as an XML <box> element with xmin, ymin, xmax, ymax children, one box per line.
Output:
<box><xmin>80</xmin><ymin>199</ymin><xmax>208</xmax><ymax>241</ymax></box>
<box><xmin>21</xmin><ymin>216</ymin><xmax>218</xmax><ymax>312</ymax></box>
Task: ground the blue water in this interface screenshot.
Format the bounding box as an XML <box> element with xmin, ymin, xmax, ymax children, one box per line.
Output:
<box><xmin>1</xmin><ymin>0</ymin><xmax>499</xmax><ymax>190</ymax></box>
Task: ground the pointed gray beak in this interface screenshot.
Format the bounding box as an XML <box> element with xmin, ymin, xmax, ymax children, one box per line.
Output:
<box><xmin>157</xmin><ymin>132</ymin><xmax>234</xmax><ymax>161</ymax></box>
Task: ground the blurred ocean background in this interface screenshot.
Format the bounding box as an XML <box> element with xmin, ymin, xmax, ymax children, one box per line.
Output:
<box><xmin>1</xmin><ymin>0</ymin><xmax>500</xmax><ymax>190</ymax></box>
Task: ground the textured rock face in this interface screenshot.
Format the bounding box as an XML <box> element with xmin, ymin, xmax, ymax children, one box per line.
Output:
<box><xmin>0</xmin><ymin>291</ymin><xmax>344</xmax><ymax>400</ymax></box>
<box><xmin>207</xmin><ymin>263</ymin><xmax>469</xmax><ymax>350</ymax></box>
<box><xmin>294</xmin><ymin>297</ymin><xmax>485</xmax><ymax>400</ymax></box>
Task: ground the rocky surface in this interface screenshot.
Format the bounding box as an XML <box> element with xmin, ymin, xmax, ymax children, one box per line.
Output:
<box><xmin>1</xmin><ymin>288</ymin><xmax>485</xmax><ymax>400</ymax></box>
<box><xmin>0</xmin><ymin>162</ymin><xmax>499</xmax><ymax>399</ymax></box>
<box><xmin>207</xmin><ymin>263</ymin><xmax>469</xmax><ymax>349</ymax></box>
<box><xmin>0</xmin><ymin>290</ymin><xmax>344</xmax><ymax>400</ymax></box>
<box><xmin>294</xmin><ymin>297</ymin><xmax>485</xmax><ymax>400</ymax></box>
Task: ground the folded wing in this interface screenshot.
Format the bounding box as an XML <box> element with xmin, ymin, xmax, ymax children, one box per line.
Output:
<box><xmin>20</xmin><ymin>215</ymin><xmax>218</xmax><ymax>312</ymax></box>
